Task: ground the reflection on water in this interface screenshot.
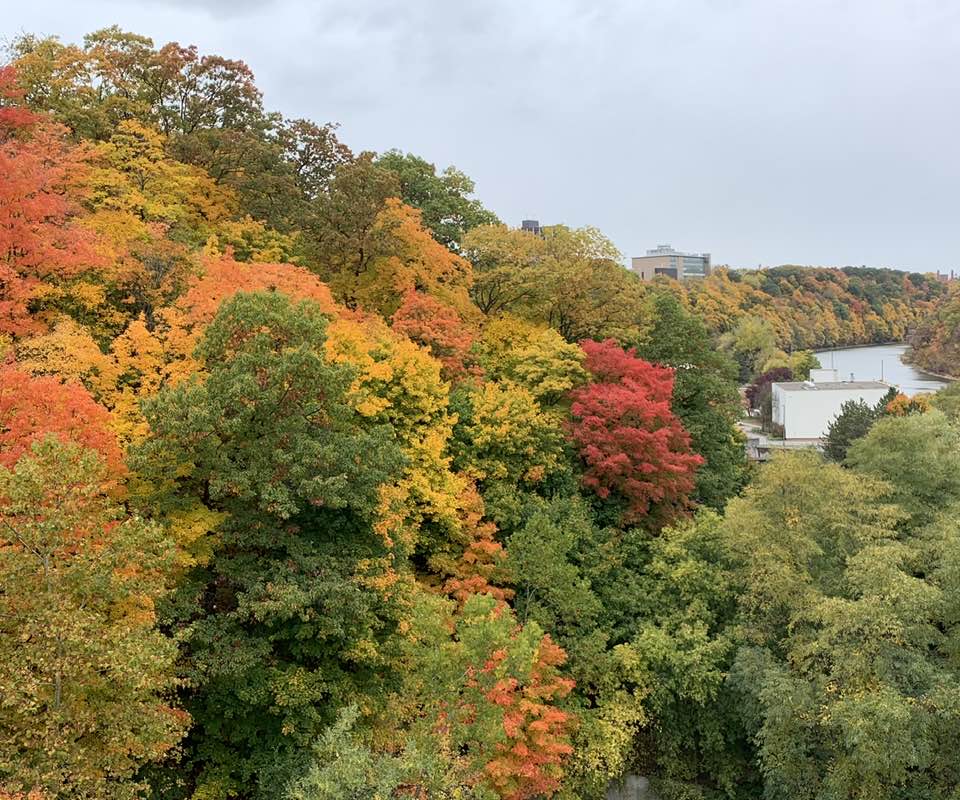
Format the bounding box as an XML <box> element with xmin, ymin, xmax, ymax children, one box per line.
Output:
<box><xmin>812</xmin><ymin>344</ymin><xmax>950</xmax><ymax>395</ymax></box>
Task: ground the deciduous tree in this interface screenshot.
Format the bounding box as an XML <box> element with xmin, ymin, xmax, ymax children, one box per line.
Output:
<box><xmin>405</xmin><ymin>593</ymin><xmax>575</xmax><ymax>800</ymax></box>
<box><xmin>391</xmin><ymin>290</ymin><xmax>476</xmax><ymax>381</ymax></box>
<box><xmin>376</xmin><ymin>150</ymin><xmax>499</xmax><ymax>249</ymax></box>
<box><xmin>0</xmin><ymin>67</ymin><xmax>100</xmax><ymax>336</ymax></box>
<box><xmin>132</xmin><ymin>292</ymin><xmax>405</xmax><ymax>797</ymax></box>
<box><xmin>0</xmin><ymin>365</ymin><xmax>123</xmax><ymax>476</ymax></box>
<box><xmin>569</xmin><ymin>340</ymin><xmax>702</xmax><ymax>527</ymax></box>
<box><xmin>0</xmin><ymin>438</ymin><xmax>184</xmax><ymax>799</ymax></box>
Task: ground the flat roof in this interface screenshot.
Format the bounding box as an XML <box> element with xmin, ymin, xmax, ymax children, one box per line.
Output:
<box><xmin>774</xmin><ymin>381</ymin><xmax>890</xmax><ymax>391</ymax></box>
<box><xmin>632</xmin><ymin>253</ymin><xmax>709</xmax><ymax>260</ymax></box>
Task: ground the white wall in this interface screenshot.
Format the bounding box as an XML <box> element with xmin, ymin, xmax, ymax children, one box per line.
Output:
<box><xmin>772</xmin><ymin>385</ymin><xmax>890</xmax><ymax>439</ymax></box>
<box><xmin>809</xmin><ymin>368</ymin><xmax>839</xmax><ymax>382</ymax></box>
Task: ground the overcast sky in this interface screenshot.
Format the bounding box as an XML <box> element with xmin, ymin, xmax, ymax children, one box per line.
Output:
<box><xmin>5</xmin><ymin>0</ymin><xmax>960</xmax><ymax>271</ymax></box>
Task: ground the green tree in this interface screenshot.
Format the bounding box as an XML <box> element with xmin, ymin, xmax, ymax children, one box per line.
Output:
<box><xmin>461</xmin><ymin>224</ymin><xmax>545</xmax><ymax>315</ymax></box>
<box><xmin>718</xmin><ymin>316</ymin><xmax>778</xmax><ymax>383</ymax></box>
<box><xmin>846</xmin><ymin>410</ymin><xmax>960</xmax><ymax>528</ymax></box>
<box><xmin>285</xmin><ymin>706</ymin><xmax>484</xmax><ymax>800</ymax></box>
<box><xmin>503</xmin><ymin>495</ymin><xmax>646</xmax><ymax>798</ymax></box>
<box><xmin>725</xmin><ymin>451</ymin><xmax>960</xmax><ymax>800</ymax></box>
<box><xmin>375</xmin><ymin>150</ymin><xmax>499</xmax><ymax>249</ymax></box>
<box><xmin>302</xmin><ymin>154</ymin><xmax>399</xmax><ymax>298</ymax></box>
<box><xmin>0</xmin><ymin>438</ymin><xmax>184</xmax><ymax>800</ymax></box>
<box><xmin>621</xmin><ymin>511</ymin><xmax>753</xmax><ymax>797</ymax></box>
<box><xmin>823</xmin><ymin>398</ymin><xmax>880</xmax><ymax>463</ymax></box>
<box><xmin>537</xmin><ymin>226</ymin><xmax>644</xmax><ymax>343</ymax></box>
<box><xmin>132</xmin><ymin>292</ymin><xmax>405</xmax><ymax>798</ymax></box>
<box><xmin>464</xmin><ymin>223</ymin><xmax>645</xmax><ymax>341</ymax></box>
<box><xmin>634</xmin><ymin>291</ymin><xmax>748</xmax><ymax>510</ymax></box>
<box><xmin>506</xmin><ymin>495</ymin><xmax>605</xmax><ymax>663</ymax></box>
<box><xmin>931</xmin><ymin>381</ymin><xmax>960</xmax><ymax>421</ymax></box>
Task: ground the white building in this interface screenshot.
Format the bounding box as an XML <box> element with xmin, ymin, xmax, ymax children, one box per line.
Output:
<box><xmin>771</xmin><ymin>369</ymin><xmax>890</xmax><ymax>440</ymax></box>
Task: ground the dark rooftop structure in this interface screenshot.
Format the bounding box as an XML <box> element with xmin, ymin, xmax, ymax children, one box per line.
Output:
<box><xmin>520</xmin><ymin>219</ymin><xmax>542</xmax><ymax>236</ymax></box>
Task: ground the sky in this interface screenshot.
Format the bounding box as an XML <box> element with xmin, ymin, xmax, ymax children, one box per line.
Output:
<box><xmin>4</xmin><ymin>0</ymin><xmax>960</xmax><ymax>271</ymax></box>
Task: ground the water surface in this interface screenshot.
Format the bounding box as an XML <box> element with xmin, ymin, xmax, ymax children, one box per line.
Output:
<box><xmin>813</xmin><ymin>343</ymin><xmax>950</xmax><ymax>395</ymax></box>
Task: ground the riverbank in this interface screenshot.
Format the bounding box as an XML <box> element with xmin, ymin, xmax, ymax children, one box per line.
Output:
<box><xmin>899</xmin><ymin>349</ymin><xmax>958</xmax><ymax>382</ymax></box>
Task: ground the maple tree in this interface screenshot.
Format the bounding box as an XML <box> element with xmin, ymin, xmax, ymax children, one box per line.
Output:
<box><xmin>0</xmin><ymin>67</ymin><xmax>100</xmax><ymax>336</ymax></box>
<box><xmin>391</xmin><ymin>289</ymin><xmax>476</xmax><ymax>381</ymax></box>
<box><xmin>0</xmin><ymin>365</ymin><xmax>123</xmax><ymax>477</ymax></box>
<box><xmin>477</xmin><ymin>317</ymin><xmax>587</xmax><ymax>407</ymax></box>
<box><xmin>323</xmin><ymin>314</ymin><xmax>466</xmax><ymax>557</ymax></box>
<box><xmin>569</xmin><ymin>339</ymin><xmax>703</xmax><ymax>527</ymax></box>
<box><xmin>451</xmin><ymin>379</ymin><xmax>567</xmax><ymax>490</ymax></box>
<box><xmin>433</xmin><ymin>482</ymin><xmax>512</xmax><ymax>605</ymax></box>
<box><xmin>406</xmin><ymin>593</ymin><xmax>575</xmax><ymax>800</ymax></box>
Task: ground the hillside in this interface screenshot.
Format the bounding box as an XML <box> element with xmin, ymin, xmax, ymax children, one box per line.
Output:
<box><xmin>908</xmin><ymin>283</ymin><xmax>960</xmax><ymax>376</ymax></box>
<box><xmin>677</xmin><ymin>264</ymin><xmax>945</xmax><ymax>349</ymax></box>
<box><xmin>2</xmin><ymin>27</ymin><xmax>960</xmax><ymax>800</ymax></box>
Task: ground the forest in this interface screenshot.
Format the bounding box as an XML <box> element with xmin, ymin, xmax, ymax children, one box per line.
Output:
<box><xmin>2</xmin><ymin>27</ymin><xmax>960</xmax><ymax>800</ymax></box>
<box><xmin>908</xmin><ymin>282</ymin><xmax>960</xmax><ymax>377</ymax></box>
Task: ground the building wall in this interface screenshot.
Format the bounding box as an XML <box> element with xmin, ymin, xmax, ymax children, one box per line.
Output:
<box><xmin>631</xmin><ymin>252</ymin><xmax>710</xmax><ymax>281</ymax></box>
<box><xmin>772</xmin><ymin>385</ymin><xmax>890</xmax><ymax>439</ymax></box>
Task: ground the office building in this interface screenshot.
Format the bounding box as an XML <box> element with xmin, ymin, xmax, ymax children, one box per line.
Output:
<box><xmin>631</xmin><ymin>245</ymin><xmax>711</xmax><ymax>280</ymax></box>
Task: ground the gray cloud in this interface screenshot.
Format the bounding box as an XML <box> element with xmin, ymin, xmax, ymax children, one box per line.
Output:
<box><xmin>5</xmin><ymin>0</ymin><xmax>960</xmax><ymax>270</ymax></box>
<box><xmin>140</xmin><ymin>0</ymin><xmax>270</xmax><ymax>17</ymax></box>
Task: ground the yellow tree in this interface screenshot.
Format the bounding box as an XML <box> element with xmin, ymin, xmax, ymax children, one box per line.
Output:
<box><xmin>353</xmin><ymin>198</ymin><xmax>474</xmax><ymax>318</ymax></box>
<box><xmin>451</xmin><ymin>380</ymin><xmax>567</xmax><ymax>489</ymax></box>
<box><xmin>324</xmin><ymin>316</ymin><xmax>464</xmax><ymax>551</ymax></box>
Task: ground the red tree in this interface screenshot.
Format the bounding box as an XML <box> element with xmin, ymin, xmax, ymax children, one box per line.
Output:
<box><xmin>480</xmin><ymin>635</ymin><xmax>575</xmax><ymax>800</ymax></box>
<box><xmin>391</xmin><ymin>290</ymin><xmax>476</xmax><ymax>381</ymax></box>
<box><xmin>0</xmin><ymin>365</ymin><xmax>123</xmax><ymax>476</ymax></box>
<box><xmin>569</xmin><ymin>339</ymin><xmax>702</xmax><ymax>526</ymax></box>
<box><xmin>0</xmin><ymin>67</ymin><xmax>100</xmax><ymax>336</ymax></box>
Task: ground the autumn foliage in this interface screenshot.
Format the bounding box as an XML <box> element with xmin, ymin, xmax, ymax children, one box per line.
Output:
<box><xmin>392</xmin><ymin>289</ymin><xmax>476</xmax><ymax>380</ymax></box>
<box><xmin>479</xmin><ymin>635</ymin><xmax>575</xmax><ymax>800</ymax></box>
<box><xmin>0</xmin><ymin>68</ymin><xmax>99</xmax><ymax>336</ymax></box>
<box><xmin>175</xmin><ymin>251</ymin><xmax>339</xmax><ymax>328</ymax></box>
<box><xmin>0</xmin><ymin>365</ymin><xmax>123</xmax><ymax>475</ymax></box>
<box><xmin>9</xmin><ymin>31</ymin><xmax>941</xmax><ymax>800</ymax></box>
<box><xmin>439</xmin><ymin>483</ymin><xmax>512</xmax><ymax>604</ymax></box>
<box><xmin>569</xmin><ymin>339</ymin><xmax>703</xmax><ymax>525</ymax></box>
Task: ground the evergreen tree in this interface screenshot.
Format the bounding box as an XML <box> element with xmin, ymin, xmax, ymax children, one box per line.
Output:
<box><xmin>823</xmin><ymin>398</ymin><xmax>879</xmax><ymax>462</ymax></box>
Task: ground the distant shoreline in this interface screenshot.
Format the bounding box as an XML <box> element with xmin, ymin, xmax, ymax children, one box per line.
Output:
<box><xmin>812</xmin><ymin>340</ymin><xmax>905</xmax><ymax>354</ymax></box>
<box><xmin>899</xmin><ymin>346</ymin><xmax>958</xmax><ymax>383</ymax></box>
<box><xmin>814</xmin><ymin>341</ymin><xmax>957</xmax><ymax>384</ymax></box>
<box><xmin>905</xmin><ymin>364</ymin><xmax>958</xmax><ymax>382</ymax></box>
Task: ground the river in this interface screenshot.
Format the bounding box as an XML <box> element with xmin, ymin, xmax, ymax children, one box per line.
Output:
<box><xmin>812</xmin><ymin>343</ymin><xmax>950</xmax><ymax>394</ymax></box>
